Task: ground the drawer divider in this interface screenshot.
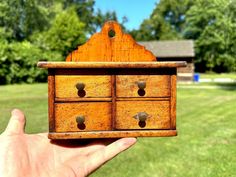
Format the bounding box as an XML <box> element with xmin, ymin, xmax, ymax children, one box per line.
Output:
<box><xmin>111</xmin><ymin>74</ymin><xmax>116</xmax><ymax>130</ymax></box>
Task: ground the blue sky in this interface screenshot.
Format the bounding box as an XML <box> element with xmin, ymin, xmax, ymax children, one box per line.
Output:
<box><xmin>94</xmin><ymin>0</ymin><xmax>158</xmax><ymax>30</ymax></box>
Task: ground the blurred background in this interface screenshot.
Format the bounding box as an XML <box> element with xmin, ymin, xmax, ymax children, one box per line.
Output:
<box><xmin>0</xmin><ymin>0</ymin><xmax>235</xmax><ymax>177</ymax></box>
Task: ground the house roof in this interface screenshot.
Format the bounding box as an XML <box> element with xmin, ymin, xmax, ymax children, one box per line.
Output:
<box><xmin>139</xmin><ymin>40</ymin><xmax>195</xmax><ymax>58</ymax></box>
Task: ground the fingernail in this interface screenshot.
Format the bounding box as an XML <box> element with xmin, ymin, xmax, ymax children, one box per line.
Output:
<box><xmin>11</xmin><ymin>109</ymin><xmax>25</xmax><ymax>122</ymax></box>
<box><xmin>123</xmin><ymin>138</ymin><xmax>137</xmax><ymax>146</ymax></box>
<box><xmin>11</xmin><ymin>109</ymin><xmax>20</xmax><ymax>115</ymax></box>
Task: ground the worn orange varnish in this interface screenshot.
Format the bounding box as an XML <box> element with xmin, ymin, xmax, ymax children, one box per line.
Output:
<box><xmin>115</xmin><ymin>101</ymin><xmax>170</xmax><ymax>129</ymax></box>
<box><xmin>37</xmin><ymin>21</ymin><xmax>186</xmax><ymax>139</ymax></box>
<box><xmin>55</xmin><ymin>102</ymin><xmax>112</xmax><ymax>132</ymax></box>
<box><xmin>66</xmin><ymin>21</ymin><xmax>156</xmax><ymax>62</ymax></box>
<box><xmin>55</xmin><ymin>75</ymin><xmax>112</xmax><ymax>98</ymax></box>
<box><xmin>116</xmin><ymin>74</ymin><xmax>170</xmax><ymax>97</ymax></box>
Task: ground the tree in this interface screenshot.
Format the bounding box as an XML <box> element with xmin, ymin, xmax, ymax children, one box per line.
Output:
<box><xmin>130</xmin><ymin>0</ymin><xmax>194</xmax><ymax>41</ymax></box>
<box><xmin>61</xmin><ymin>0</ymin><xmax>124</xmax><ymax>34</ymax></box>
<box><xmin>65</xmin><ymin>0</ymin><xmax>96</xmax><ymax>34</ymax></box>
<box><xmin>93</xmin><ymin>9</ymin><xmax>118</xmax><ymax>32</ymax></box>
<box><xmin>0</xmin><ymin>30</ymin><xmax>62</xmax><ymax>84</ymax></box>
<box><xmin>0</xmin><ymin>0</ymin><xmax>52</xmax><ymax>41</ymax></box>
<box><xmin>184</xmin><ymin>0</ymin><xmax>236</xmax><ymax>72</ymax></box>
<box><xmin>42</xmin><ymin>7</ymin><xmax>86</xmax><ymax>56</ymax></box>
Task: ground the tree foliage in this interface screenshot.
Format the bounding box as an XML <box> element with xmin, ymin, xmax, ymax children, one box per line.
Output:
<box><xmin>43</xmin><ymin>7</ymin><xmax>86</xmax><ymax>56</ymax></box>
<box><xmin>0</xmin><ymin>0</ymin><xmax>52</xmax><ymax>41</ymax></box>
<box><xmin>131</xmin><ymin>0</ymin><xmax>236</xmax><ymax>72</ymax></box>
<box><xmin>0</xmin><ymin>34</ymin><xmax>62</xmax><ymax>84</ymax></box>
<box><xmin>61</xmin><ymin>0</ymin><xmax>121</xmax><ymax>34</ymax></box>
<box><xmin>130</xmin><ymin>0</ymin><xmax>193</xmax><ymax>41</ymax></box>
<box><xmin>184</xmin><ymin>0</ymin><xmax>236</xmax><ymax>72</ymax></box>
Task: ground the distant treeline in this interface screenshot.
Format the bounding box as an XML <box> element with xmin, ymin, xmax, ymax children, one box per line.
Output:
<box><xmin>0</xmin><ymin>0</ymin><xmax>235</xmax><ymax>84</ymax></box>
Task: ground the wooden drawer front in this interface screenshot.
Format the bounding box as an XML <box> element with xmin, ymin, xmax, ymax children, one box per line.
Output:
<box><xmin>55</xmin><ymin>75</ymin><xmax>111</xmax><ymax>98</ymax></box>
<box><xmin>115</xmin><ymin>101</ymin><xmax>170</xmax><ymax>129</ymax></box>
<box><xmin>55</xmin><ymin>102</ymin><xmax>112</xmax><ymax>132</ymax></box>
<box><xmin>116</xmin><ymin>75</ymin><xmax>170</xmax><ymax>97</ymax></box>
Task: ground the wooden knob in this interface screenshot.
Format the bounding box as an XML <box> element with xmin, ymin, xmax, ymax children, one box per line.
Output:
<box><xmin>137</xmin><ymin>81</ymin><xmax>146</xmax><ymax>90</ymax></box>
<box><xmin>75</xmin><ymin>83</ymin><xmax>85</xmax><ymax>91</ymax></box>
<box><xmin>133</xmin><ymin>112</ymin><xmax>149</xmax><ymax>122</ymax></box>
<box><xmin>76</xmin><ymin>115</ymin><xmax>85</xmax><ymax>124</ymax></box>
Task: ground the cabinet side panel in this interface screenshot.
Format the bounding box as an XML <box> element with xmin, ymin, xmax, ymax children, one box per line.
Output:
<box><xmin>48</xmin><ymin>69</ymin><xmax>55</xmax><ymax>132</ymax></box>
<box><xmin>170</xmin><ymin>68</ymin><xmax>177</xmax><ymax>129</ymax></box>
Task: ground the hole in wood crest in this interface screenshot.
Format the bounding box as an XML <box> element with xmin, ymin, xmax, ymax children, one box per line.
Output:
<box><xmin>108</xmin><ymin>29</ymin><xmax>115</xmax><ymax>38</ymax></box>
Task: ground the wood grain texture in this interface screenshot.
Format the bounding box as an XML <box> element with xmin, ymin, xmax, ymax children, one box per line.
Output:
<box><xmin>116</xmin><ymin>97</ymin><xmax>169</xmax><ymax>101</ymax></box>
<box><xmin>116</xmin><ymin>75</ymin><xmax>170</xmax><ymax>97</ymax></box>
<box><xmin>66</xmin><ymin>21</ymin><xmax>156</xmax><ymax>62</ymax></box>
<box><xmin>170</xmin><ymin>69</ymin><xmax>177</xmax><ymax>129</ymax></box>
<box><xmin>55</xmin><ymin>102</ymin><xmax>112</xmax><ymax>132</ymax></box>
<box><xmin>55</xmin><ymin>75</ymin><xmax>111</xmax><ymax>98</ymax></box>
<box><xmin>55</xmin><ymin>97</ymin><xmax>112</xmax><ymax>102</ymax></box>
<box><xmin>37</xmin><ymin>61</ymin><xmax>187</xmax><ymax>69</ymax></box>
<box><xmin>48</xmin><ymin>130</ymin><xmax>177</xmax><ymax>139</ymax></box>
<box><xmin>115</xmin><ymin>101</ymin><xmax>170</xmax><ymax>129</ymax></box>
<box><xmin>48</xmin><ymin>69</ymin><xmax>55</xmax><ymax>132</ymax></box>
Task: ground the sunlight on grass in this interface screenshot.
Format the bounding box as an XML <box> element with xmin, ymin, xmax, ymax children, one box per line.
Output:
<box><xmin>200</xmin><ymin>73</ymin><xmax>236</xmax><ymax>79</ymax></box>
<box><xmin>0</xmin><ymin>84</ymin><xmax>48</xmax><ymax>133</ymax></box>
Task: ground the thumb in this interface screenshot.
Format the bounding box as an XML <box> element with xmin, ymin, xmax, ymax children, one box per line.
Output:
<box><xmin>3</xmin><ymin>109</ymin><xmax>26</xmax><ymax>135</ymax></box>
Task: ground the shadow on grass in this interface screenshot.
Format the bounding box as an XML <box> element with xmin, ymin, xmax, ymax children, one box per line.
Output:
<box><xmin>215</xmin><ymin>82</ymin><xmax>236</xmax><ymax>91</ymax></box>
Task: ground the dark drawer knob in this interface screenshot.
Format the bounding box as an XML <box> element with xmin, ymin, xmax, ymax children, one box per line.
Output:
<box><xmin>75</xmin><ymin>82</ymin><xmax>85</xmax><ymax>91</ymax></box>
<box><xmin>76</xmin><ymin>115</ymin><xmax>85</xmax><ymax>124</ymax></box>
<box><xmin>133</xmin><ymin>112</ymin><xmax>149</xmax><ymax>122</ymax></box>
<box><xmin>137</xmin><ymin>81</ymin><xmax>146</xmax><ymax>90</ymax></box>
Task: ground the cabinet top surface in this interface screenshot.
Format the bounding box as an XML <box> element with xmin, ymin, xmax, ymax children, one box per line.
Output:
<box><xmin>37</xmin><ymin>61</ymin><xmax>187</xmax><ymax>69</ymax></box>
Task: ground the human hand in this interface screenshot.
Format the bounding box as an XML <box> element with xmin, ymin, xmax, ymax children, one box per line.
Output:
<box><xmin>0</xmin><ymin>109</ymin><xmax>136</xmax><ymax>177</ymax></box>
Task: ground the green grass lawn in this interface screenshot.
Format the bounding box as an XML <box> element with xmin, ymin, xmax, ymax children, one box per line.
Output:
<box><xmin>0</xmin><ymin>83</ymin><xmax>236</xmax><ymax>177</ymax></box>
<box><xmin>0</xmin><ymin>84</ymin><xmax>48</xmax><ymax>133</ymax></box>
<box><xmin>200</xmin><ymin>73</ymin><xmax>236</xmax><ymax>79</ymax></box>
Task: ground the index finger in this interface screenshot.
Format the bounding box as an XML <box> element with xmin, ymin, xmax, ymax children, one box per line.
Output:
<box><xmin>84</xmin><ymin>137</ymin><xmax>137</xmax><ymax>175</ymax></box>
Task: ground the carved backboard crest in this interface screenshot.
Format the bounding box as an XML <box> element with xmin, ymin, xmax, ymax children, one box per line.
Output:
<box><xmin>66</xmin><ymin>21</ymin><xmax>156</xmax><ymax>62</ymax></box>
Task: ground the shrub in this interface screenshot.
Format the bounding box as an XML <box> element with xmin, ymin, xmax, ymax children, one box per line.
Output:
<box><xmin>0</xmin><ymin>40</ymin><xmax>63</xmax><ymax>85</ymax></box>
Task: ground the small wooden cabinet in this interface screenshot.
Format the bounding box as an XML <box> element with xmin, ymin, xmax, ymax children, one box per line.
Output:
<box><xmin>38</xmin><ymin>21</ymin><xmax>186</xmax><ymax>139</ymax></box>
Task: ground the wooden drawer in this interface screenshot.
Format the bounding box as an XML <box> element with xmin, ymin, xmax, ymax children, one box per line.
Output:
<box><xmin>116</xmin><ymin>75</ymin><xmax>170</xmax><ymax>97</ymax></box>
<box><xmin>55</xmin><ymin>102</ymin><xmax>112</xmax><ymax>132</ymax></box>
<box><xmin>115</xmin><ymin>101</ymin><xmax>170</xmax><ymax>129</ymax></box>
<box><xmin>55</xmin><ymin>75</ymin><xmax>111</xmax><ymax>98</ymax></box>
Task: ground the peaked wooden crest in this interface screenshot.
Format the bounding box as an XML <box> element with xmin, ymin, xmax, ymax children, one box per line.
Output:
<box><xmin>66</xmin><ymin>21</ymin><xmax>156</xmax><ymax>62</ymax></box>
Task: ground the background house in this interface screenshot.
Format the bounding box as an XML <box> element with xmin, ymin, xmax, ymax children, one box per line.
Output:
<box><xmin>140</xmin><ymin>40</ymin><xmax>195</xmax><ymax>82</ymax></box>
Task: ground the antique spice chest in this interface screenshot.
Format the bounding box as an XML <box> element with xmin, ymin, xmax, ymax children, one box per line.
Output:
<box><xmin>37</xmin><ymin>21</ymin><xmax>186</xmax><ymax>139</ymax></box>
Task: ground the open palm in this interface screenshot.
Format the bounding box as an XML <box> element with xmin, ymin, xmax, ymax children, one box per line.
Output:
<box><xmin>0</xmin><ymin>109</ymin><xmax>136</xmax><ymax>177</ymax></box>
